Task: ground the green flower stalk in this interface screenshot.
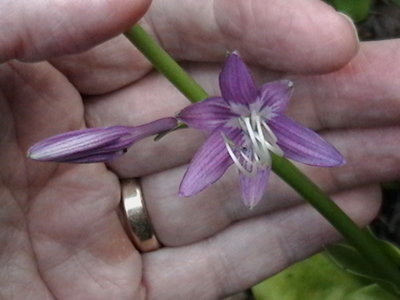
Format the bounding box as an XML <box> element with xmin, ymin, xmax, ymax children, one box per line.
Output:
<box><xmin>124</xmin><ymin>24</ymin><xmax>400</xmax><ymax>293</ymax></box>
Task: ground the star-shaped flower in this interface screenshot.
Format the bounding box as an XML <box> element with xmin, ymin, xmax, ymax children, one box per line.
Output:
<box><xmin>178</xmin><ymin>52</ymin><xmax>345</xmax><ymax>208</ymax></box>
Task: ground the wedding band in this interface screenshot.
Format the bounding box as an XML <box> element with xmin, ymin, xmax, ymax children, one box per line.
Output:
<box><xmin>120</xmin><ymin>179</ymin><xmax>161</xmax><ymax>252</ymax></box>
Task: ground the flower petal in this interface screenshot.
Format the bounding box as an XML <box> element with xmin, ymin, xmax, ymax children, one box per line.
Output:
<box><xmin>219</xmin><ymin>52</ymin><xmax>258</xmax><ymax>105</ymax></box>
<box><xmin>63</xmin><ymin>152</ymin><xmax>124</xmax><ymax>163</ymax></box>
<box><xmin>269</xmin><ymin>115</ymin><xmax>345</xmax><ymax>166</ymax></box>
<box><xmin>259</xmin><ymin>80</ymin><xmax>294</xmax><ymax>114</ymax></box>
<box><xmin>130</xmin><ymin>117</ymin><xmax>178</xmax><ymax>140</ymax></box>
<box><xmin>239</xmin><ymin>168</ymin><xmax>270</xmax><ymax>208</ymax></box>
<box><xmin>27</xmin><ymin>126</ymin><xmax>132</xmax><ymax>161</ymax></box>
<box><xmin>28</xmin><ymin>117</ymin><xmax>177</xmax><ymax>163</ymax></box>
<box><xmin>177</xmin><ymin>97</ymin><xmax>235</xmax><ymax>131</ymax></box>
<box><xmin>179</xmin><ymin>127</ymin><xmax>241</xmax><ymax>197</ymax></box>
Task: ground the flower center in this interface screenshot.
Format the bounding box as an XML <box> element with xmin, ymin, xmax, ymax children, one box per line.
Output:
<box><xmin>223</xmin><ymin>112</ymin><xmax>283</xmax><ymax>176</ymax></box>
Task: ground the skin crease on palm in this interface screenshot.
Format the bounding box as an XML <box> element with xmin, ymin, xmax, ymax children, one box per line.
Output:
<box><xmin>1</xmin><ymin>0</ymin><xmax>399</xmax><ymax>298</ymax></box>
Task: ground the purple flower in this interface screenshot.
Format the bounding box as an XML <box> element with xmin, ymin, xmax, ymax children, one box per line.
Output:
<box><xmin>28</xmin><ymin>117</ymin><xmax>177</xmax><ymax>163</ymax></box>
<box><xmin>178</xmin><ymin>52</ymin><xmax>345</xmax><ymax>208</ymax></box>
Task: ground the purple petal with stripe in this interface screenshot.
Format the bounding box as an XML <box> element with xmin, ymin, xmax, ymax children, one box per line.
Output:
<box><xmin>219</xmin><ymin>52</ymin><xmax>258</xmax><ymax>105</ymax></box>
<box><xmin>177</xmin><ymin>97</ymin><xmax>236</xmax><ymax>131</ymax></box>
<box><xmin>28</xmin><ymin>117</ymin><xmax>177</xmax><ymax>163</ymax></box>
<box><xmin>239</xmin><ymin>168</ymin><xmax>270</xmax><ymax>208</ymax></box>
<box><xmin>62</xmin><ymin>152</ymin><xmax>125</xmax><ymax>163</ymax></box>
<box><xmin>179</xmin><ymin>127</ymin><xmax>242</xmax><ymax>197</ymax></box>
<box><xmin>269</xmin><ymin>115</ymin><xmax>345</xmax><ymax>166</ymax></box>
<box><xmin>129</xmin><ymin>117</ymin><xmax>178</xmax><ymax>140</ymax></box>
<box><xmin>27</xmin><ymin>126</ymin><xmax>132</xmax><ymax>161</ymax></box>
<box><xmin>259</xmin><ymin>80</ymin><xmax>294</xmax><ymax>114</ymax></box>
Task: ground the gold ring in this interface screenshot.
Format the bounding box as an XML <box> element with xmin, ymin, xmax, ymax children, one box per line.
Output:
<box><xmin>120</xmin><ymin>179</ymin><xmax>161</xmax><ymax>252</ymax></box>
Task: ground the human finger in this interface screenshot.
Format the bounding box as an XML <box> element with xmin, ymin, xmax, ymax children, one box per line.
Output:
<box><xmin>0</xmin><ymin>60</ymin><xmax>143</xmax><ymax>299</ymax></box>
<box><xmin>85</xmin><ymin>40</ymin><xmax>400</xmax><ymax>176</ymax></box>
<box><xmin>141</xmin><ymin>126</ymin><xmax>400</xmax><ymax>246</ymax></box>
<box><xmin>287</xmin><ymin>40</ymin><xmax>400</xmax><ymax>129</ymax></box>
<box><xmin>142</xmin><ymin>0</ymin><xmax>358</xmax><ymax>73</ymax></box>
<box><xmin>0</xmin><ymin>0</ymin><xmax>150</xmax><ymax>63</ymax></box>
<box><xmin>51</xmin><ymin>0</ymin><xmax>358</xmax><ymax>95</ymax></box>
<box><xmin>142</xmin><ymin>185</ymin><xmax>380</xmax><ymax>300</ymax></box>
<box><xmin>0</xmin><ymin>60</ymin><xmax>83</xmax><ymax>155</ymax></box>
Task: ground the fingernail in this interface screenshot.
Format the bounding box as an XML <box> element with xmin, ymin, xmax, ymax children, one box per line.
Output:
<box><xmin>338</xmin><ymin>12</ymin><xmax>360</xmax><ymax>43</ymax></box>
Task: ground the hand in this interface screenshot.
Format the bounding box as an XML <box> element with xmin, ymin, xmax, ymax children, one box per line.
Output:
<box><xmin>0</xmin><ymin>0</ymin><xmax>391</xmax><ymax>299</ymax></box>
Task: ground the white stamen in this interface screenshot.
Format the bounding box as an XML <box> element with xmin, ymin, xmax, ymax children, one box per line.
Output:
<box><xmin>254</xmin><ymin>116</ymin><xmax>272</xmax><ymax>160</ymax></box>
<box><xmin>261</xmin><ymin>121</ymin><xmax>284</xmax><ymax>156</ymax></box>
<box><xmin>242</xmin><ymin>115</ymin><xmax>283</xmax><ymax>168</ymax></box>
<box><xmin>222</xmin><ymin>133</ymin><xmax>255</xmax><ymax>176</ymax></box>
<box><xmin>222</xmin><ymin>112</ymin><xmax>284</xmax><ymax>176</ymax></box>
<box><xmin>261</xmin><ymin>121</ymin><xmax>277</xmax><ymax>143</ymax></box>
<box><xmin>239</xmin><ymin>151</ymin><xmax>258</xmax><ymax>176</ymax></box>
<box><xmin>243</xmin><ymin>117</ymin><xmax>262</xmax><ymax>158</ymax></box>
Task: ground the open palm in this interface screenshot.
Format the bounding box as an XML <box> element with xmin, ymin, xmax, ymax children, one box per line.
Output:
<box><xmin>1</xmin><ymin>1</ymin><xmax>399</xmax><ymax>299</ymax></box>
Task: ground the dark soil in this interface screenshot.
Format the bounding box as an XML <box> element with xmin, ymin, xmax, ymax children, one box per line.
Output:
<box><xmin>358</xmin><ymin>0</ymin><xmax>400</xmax><ymax>40</ymax></box>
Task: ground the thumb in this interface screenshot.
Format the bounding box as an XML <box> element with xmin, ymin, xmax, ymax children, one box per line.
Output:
<box><xmin>0</xmin><ymin>0</ymin><xmax>151</xmax><ymax>63</ymax></box>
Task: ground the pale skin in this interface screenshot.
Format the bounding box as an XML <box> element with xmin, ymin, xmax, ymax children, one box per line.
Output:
<box><xmin>1</xmin><ymin>0</ymin><xmax>399</xmax><ymax>299</ymax></box>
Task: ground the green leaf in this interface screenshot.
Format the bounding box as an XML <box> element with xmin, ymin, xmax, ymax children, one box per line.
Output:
<box><xmin>344</xmin><ymin>284</ymin><xmax>398</xmax><ymax>300</ymax></box>
<box><xmin>252</xmin><ymin>252</ymin><xmax>399</xmax><ymax>300</ymax></box>
<box><xmin>252</xmin><ymin>253</ymin><xmax>368</xmax><ymax>300</ymax></box>
<box><xmin>379</xmin><ymin>240</ymin><xmax>400</xmax><ymax>268</ymax></box>
<box><xmin>365</xmin><ymin>228</ymin><xmax>400</xmax><ymax>267</ymax></box>
<box><xmin>327</xmin><ymin>243</ymin><xmax>380</xmax><ymax>277</ymax></box>
<box><xmin>328</xmin><ymin>0</ymin><xmax>372</xmax><ymax>22</ymax></box>
<box><xmin>326</xmin><ymin>243</ymin><xmax>400</xmax><ymax>295</ymax></box>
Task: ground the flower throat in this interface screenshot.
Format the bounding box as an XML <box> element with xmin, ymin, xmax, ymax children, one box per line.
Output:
<box><xmin>223</xmin><ymin>112</ymin><xmax>283</xmax><ymax>176</ymax></box>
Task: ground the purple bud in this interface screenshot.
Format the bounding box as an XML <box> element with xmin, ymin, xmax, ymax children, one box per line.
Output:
<box><xmin>28</xmin><ymin>117</ymin><xmax>177</xmax><ymax>163</ymax></box>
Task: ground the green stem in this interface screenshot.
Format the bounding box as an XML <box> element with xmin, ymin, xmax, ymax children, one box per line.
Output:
<box><xmin>271</xmin><ymin>154</ymin><xmax>400</xmax><ymax>288</ymax></box>
<box><xmin>125</xmin><ymin>25</ymin><xmax>208</xmax><ymax>103</ymax></box>
<box><xmin>124</xmin><ymin>24</ymin><xmax>400</xmax><ymax>290</ymax></box>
